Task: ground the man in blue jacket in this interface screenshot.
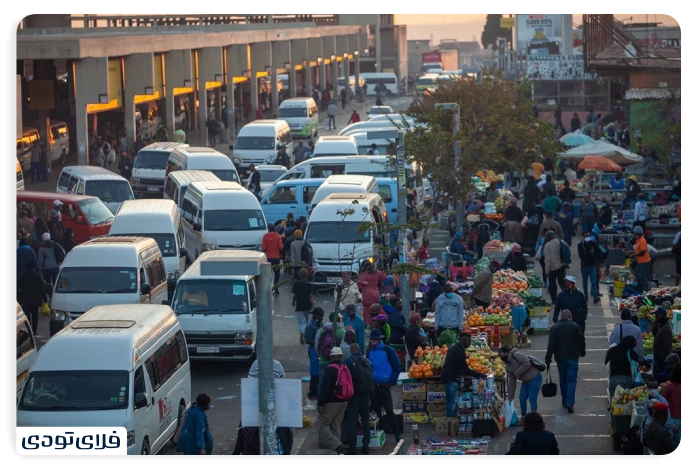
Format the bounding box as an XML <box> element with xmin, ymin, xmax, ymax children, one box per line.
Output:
<box><xmin>367</xmin><ymin>329</ymin><xmax>402</xmax><ymax>442</ymax></box>
<box><xmin>555</xmin><ymin>203</ymin><xmax>575</xmax><ymax>247</ymax></box>
<box><xmin>341</xmin><ymin>304</ymin><xmax>365</xmax><ymax>353</ymax></box>
<box><xmin>383</xmin><ymin>297</ymin><xmax>407</xmax><ymax>346</ymax></box>
<box><xmin>176</xmin><ymin>393</ymin><xmax>214</xmax><ymax>455</ymax></box>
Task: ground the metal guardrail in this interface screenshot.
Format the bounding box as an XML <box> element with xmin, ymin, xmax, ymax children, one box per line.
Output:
<box><xmin>71</xmin><ymin>14</ymin><xmax>338</xmax><ymax>28</ymax></box>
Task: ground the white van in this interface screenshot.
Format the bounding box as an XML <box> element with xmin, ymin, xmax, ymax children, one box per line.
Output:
<box><xmin>166</xmin><ymin>146</ymin><xmax>240</xmax><ymax>183</ymax></box>
<box><xmin>49</xmin><ymin>236</ymin><xmax>169</xmax><ymax>336</ymax></box>
<box><xmin>56</xmin><ymin>166</ymin><xmax>135</xmax><ymax>214</ymax></box>
<box><xmin>17</xmin><ymin>304</ymin><xmax>37</xmax><ymax>399</ymax></box>
<box><xmin>276</xmin><ymin>98</ymin><xmax>319</xmax><ymax>139</ymax></box>
<box><xmin>338</xmin><ymin>118</ymin><xmax>419</xmax><ymax>137</ymax></box>
<box><xmin>311</xmin><ymin>175</ymin><xmax>378</xmax><ymax>208</ymax></box>
<box><xmin>337</xmin><ymin>75</ymin><xmax>365</xmax><ymax>95</ymax></box>
<box><xmin>312</xmin><ymin>136</ymin><xmax>358</xmax><ymax>158</ymax></box>
<box><xmin>360</xmin><ymin>72</ymin><xmax>399</xmax><ymax>96</ymax></box>
<box><xmin>110</xmin><ymin>200</ymin><xmax>187</xmax><ymax>295</ymax></box>
<box><xmin>164</xmin><ymin>170</ymin><xmax>221</xmax><ymax>208</ymax></box>
<box><xmin>180</xmin><ymin>181</ymin><xmax>267</xmax><ymax>261</ymax></box>
<box><xmin>231</xmin><ymin>120</ymin><xmax>293</xmax><ymax>173</ymax></box>
<box><xmin>351</xmin><ymin>132</ymin><xmax>393</xmax><ymax>155</ymax></box>
<box><xmin>16</xmin><ymin>159</ymin><xmax>25</xmax><ymax>191</ymax></box>
<box><xmin>306</xmin><ymin>193</ymin><xmax>389</xmax><ymax>289</ymax></box>
<box><xmin>17</xmin><ymin>304</ymin><xmax>192</xmax><ymax>456</ymax></box>
<box><xmin>170</xmin><ymin>250</ymin><xmax>265</xmax><ymax>361</ymax></box>
<box><xmin>16</xmin><ymin>127</ymin><xmax>41</xmax><ymax>170</ymax></box>
<box><xmin>271</xmin><ymin>156</ymin><xmax>392</xmax><ymax>187</ymax></box>
<box><xmin>131</xmin><ymin>142</ymin><xmax>189</xmax><ymax>196</ymax></box>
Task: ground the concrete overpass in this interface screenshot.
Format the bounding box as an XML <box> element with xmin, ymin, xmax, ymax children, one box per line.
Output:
<box><xmin>18</xmin><ymin>20</ymin><xmax>369</xmax><ymax>165</ymax></box>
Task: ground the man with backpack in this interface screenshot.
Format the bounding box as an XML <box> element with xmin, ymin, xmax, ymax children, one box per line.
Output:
<box><xmin>553</xmin><ymin>276</ymin><xmax>588</xmax><ymax>334</ymax></box>
<box><xmin>317</xmin><ymin>347</ymin><xmax>352</xmax><ymax>454</ymax></box>
<box><xmin>37</xmin><ymin>232</ymin><xmax>65</xmax><ymax>287</ymax></box>
<box><xmin>47</xmin><ymin>210</ymin><xmax>65</xmax><ymax>245</ymax></box>
<box><xmin>541</xmin><ymin>231</ymin><xmax>570</xmax><ymax>304</ymax></box>
<box><xmin>367</xmin><ymin>328</ymin><xmax>402</xmax><ymax>443</ymax></box>
<box><xmin>290</xmin><ymin>229</ymin><xmax>313</xmax><ymax>280</ymax></box>
<box><xmin>343</xmin><ymin>343</ymin><xmax>374</xmax><ymax>454</ymax></box>
<box><xmin>315</xmin><ymin>313</ymin><xmax>346</xmax><ymax>388</ymax></box>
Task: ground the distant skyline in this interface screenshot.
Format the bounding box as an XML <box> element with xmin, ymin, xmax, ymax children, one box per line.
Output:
<box><xmin>397</xmin><ymin>14</ymin><xmax>679</xmax><ymax>43</ymax></box>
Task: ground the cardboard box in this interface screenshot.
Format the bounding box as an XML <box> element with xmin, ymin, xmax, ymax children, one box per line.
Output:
<box><xmin>436</xmin><ymin>417</ymin><xmax>450</xmax><ymax>435</ymax></box>
<box><xmin>448</xmin><ymin>417</ymin><xmax>460</xmax><ymax>436</ymax></box>
<box><xmin>403</xmin><ymin>382</ymin><xmax>427</xmax><ymax>401</ymax></box>
<box><xmin>427</xmin><ymin>392</ymin><xmax>446</xmax><ymax>404</ymax></box>
<box><xmin>369</xmin><ymin>430</ymin><xmax>386</xmax><ymax>449</ymax></box>
<box><xmin>530</xmin><ymin>317</ymin><xmax>549</xmax><ymax>330</ymax></box>
<box><xmin>403</xmin><ymin>402</ymin><xmax>427</xmax><ymax>413</ymax></box>
<box><xmin>499</xmin><ymin>325</ymin><xmax>511</xmax><ymax>335</ymax></box>
<box><xmin>427</xmin><ymin>382</ymin><xmax>445</xmax><ymax>393</ymax></box>
<box><xmin>427</xmin><ymin>403</ymin><xmax>446</xmax><ymax>414</ymax></box>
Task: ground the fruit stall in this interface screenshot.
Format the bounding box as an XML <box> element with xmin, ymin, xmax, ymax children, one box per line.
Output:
<box><xmin>609</xmin><ymin>385</ymin><xmax>649</xmax><ymax>453</ymax></box>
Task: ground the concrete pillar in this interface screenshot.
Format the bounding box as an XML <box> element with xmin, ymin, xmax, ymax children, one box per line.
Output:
<box><xmin>226</xmin><ymin>81</ymin><xmax>236</xmax><ymax>140</ymax></box>
<box><xmin>304</xmin><ymin>65</ymin><xmax>312</xmax><ymax>99</ymax></box>
<box><xmin>375</xmin><ymin>24</ymin><xmax>382</xmax><ymax>72</ymax></box>
<box><xmin>197</xmin><ymin>47</ymin><xmax>224</xmax><ymax>145</ymax></box>
<box><xmin>164</xmin><ymin>50</ymin><xmax>194</xmax><ymax>139</ymax></box>
<box><xmin>289</xmin><ymin>69</ymin><xmax>297</xmax><ymax>98</ymax></box>
<box><xmin>226</xmin><ymin>44</ymin><xmax>250</xmax><ymax>124</ymax></box>
<box><xmin>271</xmin><ymin>69</ymin><xmax>278</xmax><ymax>118</ymax></box>
<box><xmin>308</xmin><ymin>38</ymin><xmax>323</xmax><ymax>94</ymax></box>
<box><xmin>291</xmin><ymin>39</ymin><xmax>308</xmax><ymax>97</ymax></box>
<box><xmin>323</xmin><ymin>36</ymin><xmax>337</xmax><ymax>93</ymax></box>
<box><xmin>272</xmin><ymin>41</ymin><xmax>291</xmax><ymax>117</ymax></box>
<box><xmin>32</xmin><ymin>59</ymin><xmax>55</xmax><ymax>169</ymax></box>
<box><xmin>348</xmin><ymin>33</ymin><xmax>362</xmax><ymax>101</ymax></box>
<box><xmin>75</xmin><ymin>57</ymin><xmax>109</xmax><ymax>165</ymax></box>
<box><xmin>250</xmin><ymin>42</ymin><xmax>272</xmax><ymax>119</ymax></box>
<box><xmin>124</xmin><ymin>53</ymin><xmax>155</xmax><ymax>149</ymax></box>
<box><xmin>343</xmin><ymin>57</ymin><xmax>350</xmax><ymax>99</ymax></box>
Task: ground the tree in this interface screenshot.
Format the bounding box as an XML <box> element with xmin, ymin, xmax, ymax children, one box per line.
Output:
<box><xmin>481</xmin><ymin>14</ymin><xmax>512</xmax><ymax>51</ymax></box>
<box><xmin>404</xmin><ymin>70</ymin><xmax>563</xmax><ymax>207</ymax></box>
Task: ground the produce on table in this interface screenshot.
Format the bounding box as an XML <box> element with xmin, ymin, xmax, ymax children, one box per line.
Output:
<box><xmin>485</xmin><ymin>213</ymin><xmax>504</xmax><ymax>222</ymax></box>
<box><xmin>643</xmin><ymin>334</ymin><xmax>654</xmax><ymax>352</ymax></box>
<box><xmin>492</xmin><ymin>290</ymin><xmax>525</xmax><ymax>308</ymax></box>
<box><xmin>527</xmin><ymin>274</ymin><xmax>543</xmax><ymax>289</ymax></box>
<box><xmin>437</xmin><ymin>329</ymin><xmax>458</xmax><ymax>347</ymax></box>
<box><xmin>474</xmin><ymin>257</ymin><xmax>491</xmax><ymax>277</ymax></box>
<box><xmin>484</xmin><ymin>240</ymin><xmax>506</xmax><ymax>252</ymax></box>
<box><xmin>466</xmin><ymin>312</ymin><xmax>486</xmax><ymax>327</ymax></box>
<box><xmin>518</xmin><ymin>290</ymin><xmax>552</xmax><ymax>307</ymax></box>
<box><xmin>422</xmin><ymin>312</ymin><xmax>436</xmax><ymax>328</ymax></box>
<box><xmin>612</xmin><ymin>385</ymin><xmax>648</xmax><ymax>406</ymax></box>
<box><xmin>408</xmin><ymin>345</ymin><xmax>449</xmax><ymax>378</ymax></box>
<box><xmin>618</xmin><ymin>287</ymin><xmax>680</xmax><ymax>311</ymax></box>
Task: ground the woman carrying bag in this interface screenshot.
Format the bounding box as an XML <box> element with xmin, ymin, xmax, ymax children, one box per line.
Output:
<box><xmin>605</xmin><ymin>336</ymin><xmax>650</xmax><ymax>398</ymax></box>
<box><xmin>498</xmin><ymin>347</ymin><xmax>543</xmax><ymax>418</ymax></box>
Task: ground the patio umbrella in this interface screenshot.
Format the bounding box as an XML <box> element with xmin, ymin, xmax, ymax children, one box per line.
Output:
<box><xmin>578</xmin><ymin>155</ymin><xmax>622</xmax><ymax>172</ymax></box>
<box><xmin>558</xmin><ymin>140</ymin><xmax>642</xmax><ymax>164</ymax></box>
<box><xmin>560</xmin><ymin>131</ymin><xmax>593</xmax><ymax>147</ymax></box>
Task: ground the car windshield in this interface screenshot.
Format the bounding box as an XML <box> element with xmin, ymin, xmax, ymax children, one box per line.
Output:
<box><xmin>76</xmin><ymin>198</ymin><xmax>114</xmax><ymax>225</ymax></box>
<box><xmin>259</xmin><ymin>170</ymin><xmax>286</xmax><ymax>182</ymax></box>
<box><xmin>204</xmin><ymin>210</ymin><xmax>265</xmax><ymax>231</ymax></box>
<box><xmin>134</xmin><ymin>151</ymin><xmax>169</xmax><ymax>169</ymax></box>
<box><xmin>172</xmin><ymin>279</ymin><xmax>249</xmax><ymax>315</ymax></box>
<box><xmin>211</xmin><ymin>170</ymin><xmax>239</xmax><ymax>182</ymax></box>
<box><xmin>111</xmin><ymin>233</ymin><xmax>176</xmax><ymax>257</ymax></box>
<box><xmin>278</xmin><ymin>108</ymin><xmax>307</xmax><ymax>118</ymax></box>
<box><xmin>418</xmin><ymin>77</ymin><xmax>435</xmax><ymax>85</ymax></box>
<box><xmin>305</xmin><ymin>221</ymin><xmax>370</xmax><ymax>244</ymax></box>
<box><xmin>55</xmin><ymin>267</ymin><xmax>138</xmax><ymax>294</ymax></box>
<box><xmin>18</xmin><ymin>370</ymin><xmax>129</xmax><ymax>411</ymax></box>
<box><xmin>86</xmin><ymin>181</ymin><xmax>134</xmax><ymax>203</ymax></box>
<box><xmin>235</xmin><ymin>137</ymin><xmax>275</xmax><ymax>150</ymax></box>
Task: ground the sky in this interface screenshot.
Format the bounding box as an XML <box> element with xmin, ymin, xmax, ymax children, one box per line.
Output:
<box><xmin>396</xmin><ymin>14</ymin><xmax>679</xmax><ymax>43</ymax></box>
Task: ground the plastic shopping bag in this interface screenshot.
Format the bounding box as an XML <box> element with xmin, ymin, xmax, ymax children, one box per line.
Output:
<box><xmin>504</xmin><ymin>400</ymin><xmax>519</xmax><ymax>428</ymax></box>
<box><xmin>40</xmin><ymin>302</ymin><xmax>50</xmax><ymax>317</ymax></box>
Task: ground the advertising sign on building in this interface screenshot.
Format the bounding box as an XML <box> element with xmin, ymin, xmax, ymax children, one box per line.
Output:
<box><xmin>517</xmin><ymin>14</ymin><xmax>563</xmax><ymax>56</ymax></box>
<box><xmin>526</xmin><ymin>55</ymin><xmax>596</xmax><ymax>80</ymax></box>
<box><xmin>422</xmin><ymin>51</ymin><xmax>441</xmax><ymax>64</ymax></box>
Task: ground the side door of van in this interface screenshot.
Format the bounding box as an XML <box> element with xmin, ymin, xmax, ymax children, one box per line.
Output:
<box><xmin>378</xmin><ymin>182</ymin><xmax>398</xmax><ymax>224</ymax></box>
<box><xmin>133</xmin><ymin>363</ymin><xmax>155</xmax><ymax>454</ymax></box>
<box><xmin>176</xmin><ymin>219</ymin><xmax>187</xmax><ymax>275</ymax></box>
<box><xmin>180</xmin><ymin>197</ymin><xmax>201</xmax><ymax>261</ymax></box>
<box><xmin>144</xmin><ymin>256</ymin><xmax>168</xmax><ymax>305</ymax></box>
<box><xmin>309</xmin><ymin>163</ymin><xmax>347</xmax><ymax>178</ymax></box>
<box><xmin>260</xmin><ymin>183</ymin><xmax>301</xmax><ymax>223</ymax></box>
<box><xmin>16</xmin><ymin>318</ymin><xmax>36</xmax><ymax>397</ymax></box>
<box><xmin>300</xmin><ymin>183</ymin><xmax>320</xmax><ymax>217</ymax></box>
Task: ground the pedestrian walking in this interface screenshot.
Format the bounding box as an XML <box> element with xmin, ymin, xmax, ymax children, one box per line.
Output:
<box><xmin>47</xmin><ymin>210</ymin><xmax>65</xmax><ymax>245</ymax></box>
<box><xmin>522</xmin><ymin>176</ymin><xmax>540</xmax><ymax>217</ymax></box>
<box><xmin>630</xmin><ymin>226</ymin><xmax>651</xmax><ymax>292</ymax></box>
<box><xmin>579</xmin><ymin>195</ymin><xmax>598</xmax><ymax>233</ymax></box>
<box><xmin>39</xmin><ymin>142</ymin><xmax>49</xmax><ymax>181</ymax></box>
<box><xmin>292</xmin><ymin>140</ymin><xmax>310</xmax><ymax>164</ymax></box>
<box><xmin>555</xmin><ymin>203</ymin><xmax>575</xmax><ymax>246</ymax></box>
<box><xmin>367</xmin><ymin>329</ymin><xmax>402</xmax><ymax>443</ymax></box>
<box><xmin>341</xmin><ymin>304</ymin><xmax>365</xmax><ymax>353</ymax></box>
<box><xmin>176</xmin><ymin>393</ymin><xmax>214</xmax><ymax>455</ymax></box>
<box><xmin>441</xmin><ymin>332</ymin><xmax>487</xmax><ymax>417</ymax></box>
<box><xmin>317</xmin><ymin>347</ymin><xmax>351</xmax><ymax>454</ymax></box>
<box><xmin>17</xmin><ymin>237</ymin><xmax>39</xmax><ymax>279</ymax></box>
<box><xmin>335</xmin><ymin>271</ymin><xmax>362</xmax><ymax>310</ymax></box>
<box><xmin>545</xmin><ymin>309</ymin><xmax>586</xmax><ymax>413</ymax></box>
<box><xmin>506</xmin><ymin>413</ymin><xmax>560</xmax><ymax>455</ymax></box>
<box><xmin>290</xmin><ymin>229</ymin><xmax>312</xmax><ymax>279</ymax></box>
<box><xmin>30</xmin><ymin>140</ymin><xmax>41</xmax><ymax>183</ymax></box>
<box><xmin>62</xmin><ymin>227</ymin><xmax>77</xmax><ymax>254</ymax></box>
<box><xmin>340</xmin><ymin>88</ymin><xmax>347</xmax><ymax>110</ymax></box>
<box><xmin>304</xmin><ymin>307</ymin><xmax>325</xmax><ymax>399</ymax></box>
<box><xmin>118</xmin><ymin>152</ymin><xmax>133</xmax><ymax>180</ymax></box>
<box><xmin>262</xmin><ymin>223</ymin><xmax>284</xmax><ymax>295</ymax></box>
<box><xmin>37</xmin><ymin>232</ymin><xmax>65</xmax><ymax>287</ymax></box>
<box><xmin>342</xmin><ymin>343</ymin><xmax>373</xmax><ymax>454</ymax></box>
<box><xmin>17</xmin><ymin>261</ymin><xmax>47</xmax><ymax>335</ymax></box>
<box><xmin>540</xmin><ymin>231</ymin><xmax>567</xmax><ymax>304</ymax></box>
<box><xmin>553</xmin><ymin>276</ymin><xmax>588</xmax><ymax>333</ymax></box>
<box><xmin>577</xmin><ymin>232</ymin><xmax>603</xmax><ymax>304</ymax></box>
<box><xmin>347</xmin><ymin>110</ymin><xmax>361</xmax><ymax>125</ymax></box>
<box><xmin>498</xmin><ymin>347</ymin><xmax>542</xmax><ymax>417</ymax></box>
<box><xmin>651</xmin><ymin>307</ymin><xmax>673</xmax><ymax>378</ymax></box>
<box><xmin>292</xmin><ymin>268</ymin><xmax>314</xmax><ymax>344</ymax></box>
<box><xmin>357</xmin><ymin>261</ymin><xmax>387</xmax><ymax>328</ymax></box>
<box><xmin>326</xmin><ymin>100</ymin><xmax>338</xmax><ymax>130</ymax></box>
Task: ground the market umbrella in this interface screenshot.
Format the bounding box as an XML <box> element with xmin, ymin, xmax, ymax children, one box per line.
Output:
<box><xmin>578</xmin><ymin>155</ymin><xmax>622</xmax><ymax>172</ymax></box>
<box><xmin>558</xmin><ymin>140</ymin><xmax>642</xmax><ymax>165</ymax></box>
<box><xmin>560</xmin><ymin>131</ymin><xmax>593</xmax><ymax>147</ymax></box>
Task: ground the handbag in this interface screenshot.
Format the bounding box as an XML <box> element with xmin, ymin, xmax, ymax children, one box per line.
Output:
<box><xmin>541</xmin><ymin>369</ymin><xmax>557</xmax><ymax>397</ymax></box>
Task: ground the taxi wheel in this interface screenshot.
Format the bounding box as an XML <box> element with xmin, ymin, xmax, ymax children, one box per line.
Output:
<box><xmin>141</xmin><ymin>438</ymin><xmax>150</xmax><ymax>455</ymax></box>
<box><xmin>170</xmin><ymin>403</ymin><xmax>186</xmax><ymax>446</ymax></box>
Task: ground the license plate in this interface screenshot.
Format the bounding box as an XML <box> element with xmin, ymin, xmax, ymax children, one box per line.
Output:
<box><xmin>147</xmin><ymin>187</ymin><xmax>160</xmax><ymax>192</ymax></box>
<box><xmin>196</xmin><ymin>347</ymin><xmax>220</xmax><ymax>353</ymax></box>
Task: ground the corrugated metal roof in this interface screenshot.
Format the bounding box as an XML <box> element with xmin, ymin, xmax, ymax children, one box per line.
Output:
<box><xmin>625</xmin><ymin>87</ymin><xmax>681</xmax><ymax>100</ymax></box>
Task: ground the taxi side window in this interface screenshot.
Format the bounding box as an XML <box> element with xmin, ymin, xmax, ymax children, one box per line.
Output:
<box><xmin>133</xmin><ymin>366</ymin><xmax>146</xmax><ymax>396</ymax></box>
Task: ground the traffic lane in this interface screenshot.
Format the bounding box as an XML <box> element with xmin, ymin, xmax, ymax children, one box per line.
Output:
<box><xmin>157</xmin><ymin>276</ymin><xmax>335</xmax><ymax>455</ymax></box>
<box><xmin>321</xmin><ymin>95</ymin><xmax>413</xmax><ymax>137</ymax></box>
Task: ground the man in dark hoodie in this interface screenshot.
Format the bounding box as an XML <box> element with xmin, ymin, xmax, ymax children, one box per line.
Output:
<box><xmin>17</xmin><ymin>237</ymin><xmax>39</xmax><ymax>279</ymax></box>
<box><xmin>642</xmin><ymin>402</ymin><xmax>679</xmax><ymax>454</ymax></box>
<box><xmin>384</xmin><ymin>297</ymin><xmax>407</xmax><ymax>346</ymax></box>
<box><xmin>37</xmin><ymin>232</ymin><xmax>65</xmax><ymax>286</ymax></box>
<box><xmin>17</xmin><ymin>261</ymin><xmax>48</xmax><ymax>334</ymax></box>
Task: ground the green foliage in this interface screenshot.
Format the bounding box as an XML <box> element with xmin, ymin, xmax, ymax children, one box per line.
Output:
<box><xmin>481</xmin><ymin>14</ymin><xmax>512</xmax><ymax>51</ymax></box>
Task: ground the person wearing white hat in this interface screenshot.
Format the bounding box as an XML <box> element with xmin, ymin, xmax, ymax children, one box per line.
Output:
<box><xmin>37</xmin><ymin>232</ymin><xmax>65</xmax><ymax>287</ymax></box>
<box><xmin>316</xmin><ymin>347</ymin><xmax>350</xmax><ymax>454</ymax></box>
<box><xmin>553</xmin><ymin>275</ymin><xmax>588</xmax><ymax>334</ymax></box>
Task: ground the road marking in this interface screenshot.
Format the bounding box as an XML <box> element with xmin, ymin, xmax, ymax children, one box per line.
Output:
<box><xmin>215</xmin><ymin>395</ymin><xmax>238</xmax><ymax>400</ymax></box>
<box><xmin>540</xmin><ymin>414</ymin><xmax>607</xmax><ymax>418</ymax></box>
<box><xmin>554</xmin><ymin>434</ymin><xmax>611</xmax><ymax>438</ymax></box>
<box><xmin>528</xmin><ymin>348</ymin><xmax>608</xmax><ymax>352</ymax></box>
<box><xmin>581</xmin><ymin>378</ymin><xmax>610</xmax><ymax>382</ymax></box>
<box><xmin>600</xmin><ymin>285</ymin><xmax>614</xmax><ymax>318</ymax></box>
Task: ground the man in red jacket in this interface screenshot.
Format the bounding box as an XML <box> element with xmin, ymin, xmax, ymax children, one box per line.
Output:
<box><xmin>262</xmin><ymin>223</ymin><xmax>284</xmax><ymax>295</ymax></box>
<box><xmin>347</xmin><ymin>110</ymin><xmax>361</xmax><ymax>125</ymax></box>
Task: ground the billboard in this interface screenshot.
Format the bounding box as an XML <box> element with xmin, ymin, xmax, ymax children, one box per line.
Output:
<box><xmin>517</xmin><ymin>14</ymin><xmax>564</xmax><ymax>56</ymax></box>
<box><xmin>526</xmin><ymin>55</ymin><xmax>596</xmax><ymax>80</ymax></box>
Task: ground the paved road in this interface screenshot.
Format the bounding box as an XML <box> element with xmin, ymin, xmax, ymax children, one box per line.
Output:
<box><xmin>28</xmin><ymin>93</ymin><xmax>415</xmax><ymax>456</ymax></box>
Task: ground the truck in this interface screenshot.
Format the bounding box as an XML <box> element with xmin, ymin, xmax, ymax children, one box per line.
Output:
<box><xmin>439</xmin><ymin>49</ymin><xmax>460</xmax><ymax>73</ymax></box>
<box><xmin>422</xmin><ymin>51</ymin><xmax>442</xmax><ymax>73</ymax></box>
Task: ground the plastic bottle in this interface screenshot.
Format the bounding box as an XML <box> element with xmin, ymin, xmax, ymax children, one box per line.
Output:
<box><xmin>412</xmin><ymin>424</ymin><xmax>420</xmax><ymax>444</ymax></box>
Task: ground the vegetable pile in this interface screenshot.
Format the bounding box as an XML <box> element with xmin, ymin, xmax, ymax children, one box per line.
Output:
<box><xmin>493</xmin><ymin>269</ymin><xmax>529</xmax><ymax>292</ymax></box>
<box><xmin>492</xmin><ymin>290</ymin><xmax>525</xmax><ymax>308</ymax></box>
<box><xmin>518</xmin><ymin>290</ymin><xmax>552</xmax><ymax>307</ymax></box>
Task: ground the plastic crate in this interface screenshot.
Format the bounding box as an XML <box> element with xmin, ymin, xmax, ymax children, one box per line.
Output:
<box><xmin>638</xmin><ymin>318</ymin><xmax>648</xmax><ymax>333</ymax></box>
<box><xmin>611</xmin><ymin>414</ymin><xmax>632</xmax><ymax>433</ymax></box>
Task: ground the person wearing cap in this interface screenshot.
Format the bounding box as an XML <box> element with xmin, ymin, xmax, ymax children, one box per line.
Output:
<box><xmin>404</xmin><ymin>314</ymin><xmax>428</xmax><ymax>363</ymax></box>
<box><xmin>553</xmin><ymin>276</ymin><xmax>588</xmax><ymax>334</ymax></box>
<box><xmin>52</xmin><ymin>200</ymin><xmax>64</xmax><ymax>220</ymax></box>
<box><xmin>621</xmin><ymin>175</ymin><xmax>642</xmax><ymax>210</ymax></box>
<box><xmin>304</xmin><ymin>307</ymin><xmax>325</xmax><ymax>399</ymax></box>
<box><xmin>473</xmin><ymin>261</ymin><xmax>498</xmax><ymax>308</ymax></box>
<box><xmin>642</xmin><ymin>401</ymin><xmax>679</xmax><ymax>454</ymax></box>
<box><xmin>316</xmin><ymin>347</ymin><xmax>350</xmax><ymax>454</ymax></box>
<box><xmin>367</xmin><ymin>328</ymin><xmax>402</xmax><ymax>443</ymax></box>
<box><xmin>290</xmin><ymin>228</ymin><xmax>312</xmax><ymax>280</ymax></box>
<box><xmin>37</xmin><ymin>232</ymin><xmax>65</xmax><ymax>287</ymax></box>
<box><xmin>416</xmin><ymin>237</ymin><xmax>430</xmax><ymax>262</ymax></box>
<box><xmin>651</xmin><ymin>307</ymin><xmax>673</xmax><ymax>378</ymax></box>
<box><xmin>442</xmin><ymin>332</ymin><xmax>488</xmax><ymax>417</ymax></box>
<box><xmin>545</xmin><ymin>310</ymin><xmax>586</xmax><ymax>413</ymax></box>
<box><xmin>262</xmin><ymin>223</ymin><xmax>284</xmax><ymax>295</ymax></box>
<box><xmin>502</xmin><ymin>243</ymin><xmax>527</xmax><ymax>273</ymax></box>
<box><xmin>630</xmin><ymin>225</ymin><xmax>651</xmax><ymax>292</ymax></box>
<box><xmin>341</xmin><ymin>304</ymin><xmax>365</xmax><ymax>353</ymax></box>
<box><xmin>555</xmin><ymin>202</ymin><xmax>575</xmax><ymax>247</ymax></box>
<box><xmin>578</xmin><ymin>229</ymin><xmax>603</xmax><ymax>304</ymax></box>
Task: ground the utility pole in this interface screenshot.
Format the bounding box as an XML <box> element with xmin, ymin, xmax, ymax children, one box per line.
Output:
<box><xmin>436</xmin><ymin>103</ymin><xmax>463</xmax><ymax>231</ymax></box>
<box><xmin>256</xmin><ymin>261</ymin><xmax>277</xmax><ymax>454</ymax></box>
<box><xmin>396</xmin><ymin>133</ymin><xmax>410</xmax><ymax>317</ymax></box>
